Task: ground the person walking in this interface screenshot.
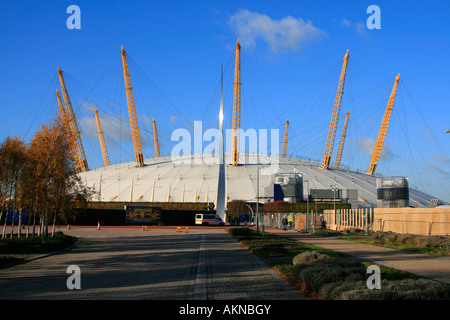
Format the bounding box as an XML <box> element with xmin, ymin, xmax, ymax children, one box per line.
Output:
<box><xmin>282</xmin><ymin>216</ymin><xmax>287</xmax><ymax>230</ymax></box>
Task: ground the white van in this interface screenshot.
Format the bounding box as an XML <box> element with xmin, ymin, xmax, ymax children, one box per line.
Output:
<box><xmin>195</xmin><ymin>213</ymin><xmax>224</xmax><ymax>226</ymax></box>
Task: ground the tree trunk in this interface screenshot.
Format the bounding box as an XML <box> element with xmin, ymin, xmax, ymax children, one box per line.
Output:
<box><xmin>1</xmin><ymin>210</ymin><xmax>7</xmax><ymax>239</ymax></box>
<box><xmin>0</xmin><ymin>210</ymin><xmax>4</xmax><ymax>239</ymax></box>
<box><xmin>51</xmin><ymin>213</ymin><xmax>56</xmax><ymax>237</ymax></box>
<box><xmin>9</xmin><ymin>209</ymin><xmax>14</xmax><ymax>239</ymax></box>
<box><xmin>17</xmin><ymin>208</ymin><xmax>22</xmax><ymax>238</ymax></box>
<box><xmin>31</xmin><ymin>211</ymin><xmax>37</xmax><ymax>240</ymax></box>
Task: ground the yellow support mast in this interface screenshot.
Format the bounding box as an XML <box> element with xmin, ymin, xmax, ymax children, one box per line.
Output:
<box><xmin>322</xmin><ymin>50</ymin><xmax>349</xmax><ymax>169</ymax></box>
<box><xmin>231</xmin><ymin>38</ymin><xmax>241</xmax><ymax>166</ymax></box>
<box><xmin>57</xmin><ymin>67</ymin><xmax>88</xmax><ymax>173</ymax></box>
<box><xmin>121</xmin><ymin>45</ymin><xmax>144</xmax><ymax>167</ymax></box>
<box><xmin>368</xmin><ymin>73</ymin><xmax>400</xmax><ymax>175</ymax></box>
<box><xmin>282</xmin><ymin>119</ymin><xmax>289</xmax><ymax>157</ymax></box>
<box><xmin>152</xmin><ymin>117</ymin><xmax>160</xmax><ymax>158</ymax></box>
<box><xmin>56</xmin><ymin>89</ymin><xmax>78</xmax><ymax>169</ymax></box>
<box><xmin>94</xmin><ymin>107</ymin><xmax>110</xmax><ymax>167</ymax></box>
<box><xmin>334</xmin><ymin>111</ymin><xmax>349</xmax><ymax>167</ymax></box>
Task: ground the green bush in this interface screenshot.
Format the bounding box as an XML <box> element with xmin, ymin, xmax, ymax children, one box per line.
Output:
<box><xmin>292</xmin><ymin>251</ymin><xmax>330</xmax><ymax>265</ymax></box>
<box><xmin>341</xmin><ymin>279</ymin><xmax>450</xmax><ymax>300</ymax></box>
<box><xmin>344</xmin><ymin>228</ymin><xmax>365</xmax><ymax>235</ymax></box>
<box><xmin>319</xmin><ymin>280</ymin><xmax>366</xmax><ymax>300</ymax></box>
<box><xmin>396</xmin><ymin>233</ymin><xmax>416</xmax><ymax>245</ymax></box>
<box><xmin>290</xmin><ymin>251</ymin><xmax>450</xmax><ymax>300</ymax></box>
<box><xmin>291</xmin><ymin>252</ymin><xmax>366</xmax><ymax>297</ymax></box>
<box><xmin>370</xmin><ymin>231</ymin><xmax>449</xmax><ymax>249</ymax></box>
<box><xmin>370</xmin><ymin>231</ymin><xmax>385</xmax><ymax>241</ymax></box>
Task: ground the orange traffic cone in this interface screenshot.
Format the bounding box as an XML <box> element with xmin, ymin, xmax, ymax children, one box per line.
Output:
<box><xmin>185</xmin><ymin>227</ymin><xmax>189</xmax><ymax>233</ymax></box>
<box><xmin>97</xmin><ymin>222</ymin><xmax>101</xmax><ymax>230</ymax></box>
<box><xmin>177</xmin><ymin>226</ymin><xmax>182</xmax><ymax>232</ymax></box>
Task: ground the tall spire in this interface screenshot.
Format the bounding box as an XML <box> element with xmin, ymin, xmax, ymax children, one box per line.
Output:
<box><xmin>216</xmin><ymin>64</ymin><xmax>226</xmax><ymax>220</ymax></box>
<box><xmin>231</xmin><ymin>38</ymin><xmax>241</xmax><ymax>166</ymax></box>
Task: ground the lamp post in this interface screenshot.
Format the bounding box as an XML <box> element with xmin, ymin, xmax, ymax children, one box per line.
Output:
<box><xmin>313</xmin><ymin>190</ymin><xmax>317</xmax><ymax>234</ymax></box>
<box><xmin>256</xmin><ymin>167</ymin><xmax>260</xmax><ymax>235</ymax></box>
<box><xmin>331</xmin><ymin>185</ymin><xmax>338</xmax><ymax>233</ymax></box>
<box><xmin>305</xmin><ymin>180</ymin><xmax>309</xmax><ymax>232</ymax></box>
<box><xmin>331</xmin><ymin>185</ymin><xmax>338</xmax><ymax>215</ymax></box>
<box><xmin>245</xmin><ymin>204</ymin><xmax>254</xmax><ymax>225</ymax></box>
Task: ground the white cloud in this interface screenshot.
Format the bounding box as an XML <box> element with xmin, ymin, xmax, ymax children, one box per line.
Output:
<box><xmin>340</xmin><ymin>18</ymin><xmax>367</xmax><ymax>36</ymax></box>
<box><xmin>169</xmin><ymin>115</ymin><xmax>178</xmax><ymax>125</ymax></box>
<box><xmin>79</xmin><ymin>112</ymin><xmax>152</xmax><ymax>149</ymax></box>
<box><xmin>356</xmin><ymin>136</ymin><xmax>397</xmax><ymax>160</ymax></box>
<box><xmin>228</xmin><ymin>9</ymin><xmax>324</xmax><ymax>54</ymax></box>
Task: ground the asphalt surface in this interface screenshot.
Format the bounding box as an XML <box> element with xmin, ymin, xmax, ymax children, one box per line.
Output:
<box><xmin>1</xmin><ymin>225</ymin><xmax>449</xmax><ymax>305</ymax></box>
<box><xmin>0</xmin><ymin>226</ymin><xmax>307</xmax><ymax>300</ymax></box>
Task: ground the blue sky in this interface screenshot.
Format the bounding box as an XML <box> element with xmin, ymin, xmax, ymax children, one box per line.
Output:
<box><xmin>0</xmin><ymin>0</ymin><xmax>449</xmax><ymax>201</ymax></box>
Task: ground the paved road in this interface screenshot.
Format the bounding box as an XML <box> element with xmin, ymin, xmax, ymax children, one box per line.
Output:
<box><xmin>0</xmin><ymin>226</ymin><xmax>306</xmax><ymax>300</ymax></box>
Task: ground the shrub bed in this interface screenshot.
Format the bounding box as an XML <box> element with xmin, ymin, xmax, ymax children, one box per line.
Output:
<box><xmin>368</xmin><ymin>231</ymin><xmax>450</xmax><ymax>252</ymax></box>
<box><xmin>290</xmin><ymin>251</ymin><xmax>450</xmax><ymax>300</ymax></box>
<box><xmin>0</xmin><ymin>231</ymin><xmax>77</xmax><ymax>254</ymax></box>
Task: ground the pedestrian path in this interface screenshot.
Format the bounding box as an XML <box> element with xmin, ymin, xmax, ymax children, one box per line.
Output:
<box><xmin>201</xmin><ymin>231</ymin><xmax>308</xmax><ymax>300</ymax></box>
<box><xmin>270</xmin><ymin>229</ymin><xmax>450</xmax><ymax>284</ymax></box>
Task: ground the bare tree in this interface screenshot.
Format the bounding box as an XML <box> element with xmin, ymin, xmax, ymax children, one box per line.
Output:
<box><xmin>0</xmin><ymin>136</ymin><xmax>26</xmax><ymax>238</ymax></box>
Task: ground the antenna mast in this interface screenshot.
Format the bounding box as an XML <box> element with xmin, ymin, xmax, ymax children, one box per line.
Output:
<box><xmin>121</xmin><ymin>45</ymin><xmax>144</xmax><ymax>167</ymax></box>
<box><xmin>334</xmin><ymin>111</ymin><xmax>349</xmax><ymax>167</ymax></box>
<box><xmin>56</xmin><ymin>89</ymin><xmax>78</xmax><ymax>169</ymax></box>
<box><xmin>152</xmin><ymin>117</ymin><xmax>160</xmax><ymax>158</ymax></box>
<box><xmin>322</xmin><ymin>50</ymin><xmax>349</xmax><ymax>169</ymax></box>
<box><xmin>94</xmin><ymin>107</ymin><xmax>110</xmax><ymax>167</ymax></box>
<box><xmin>282</xmin><ymin>119</ymin><xmax>289</xmax><ymax>157</ymax></box>
<box><xmin>57</xmin><ymin>67</ymin><xmax>88</xmax><ymax>173</ymax></box>
<box><xmin>368</xmin><ymin>73</ymin><xmax>400</xmax><ymax>175</ymax></box>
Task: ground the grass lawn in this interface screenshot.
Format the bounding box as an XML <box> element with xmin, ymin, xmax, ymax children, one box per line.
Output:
<box><xmin>232</xmin><ymin>228</ymin><xmax>348</xmax><ymax>259</ymax></box>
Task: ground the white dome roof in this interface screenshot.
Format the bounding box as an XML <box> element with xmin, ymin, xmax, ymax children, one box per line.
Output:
<box><xmin>77</xmin><ymin>153</ymin><xmax>438</xmax><ymax>209</ymax></box>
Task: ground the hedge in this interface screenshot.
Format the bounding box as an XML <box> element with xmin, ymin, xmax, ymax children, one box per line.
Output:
<box><xmin>290</xmin><ymin>251</ymin><xmax>450</xmax><ymax>300</ymax></box>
